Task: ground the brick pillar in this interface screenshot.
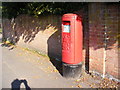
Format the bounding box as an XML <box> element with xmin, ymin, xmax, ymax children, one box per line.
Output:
<box><xmin>89</xmin><ymin>3</ymin><xmax>106</xmax><ymax>74</ymax></box>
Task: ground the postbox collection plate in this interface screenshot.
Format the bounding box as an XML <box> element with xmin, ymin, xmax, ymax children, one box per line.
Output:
<box><xmin>63</xmin><ymin>25</ymin><xmax>70</xmax><ymax>33</ymax></box>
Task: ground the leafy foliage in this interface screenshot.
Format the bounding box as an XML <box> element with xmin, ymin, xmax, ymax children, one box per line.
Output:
<box><xmin>2</xmin><ymin>2</ymin><xmax>87</xmax><ymax>19</ymax></box>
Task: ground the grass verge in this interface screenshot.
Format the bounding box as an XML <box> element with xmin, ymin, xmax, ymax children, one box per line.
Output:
<box><xmin>1</xmin><ymin>42</ymin><xmax>54</xmax><ymax>60</ymax></box>
<box><xmin>24</xmin><ymin>47</ymin><xmax>49</xmax><ymax>58</ymax></box>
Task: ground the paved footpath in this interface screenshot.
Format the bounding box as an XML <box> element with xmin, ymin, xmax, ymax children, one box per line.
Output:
<box><xmin>1</xmin><ymin>34</ymin><xmax>119</xmax><ymax>89</ymax></box>
<box><xmin>2</xmin><ymin>45</ymin><xmax>77</xmax><ymax>88</ymax></box>
<box><xmin>1</xmin><ymin>40</ymin><xmax>86</xmax><ymax>88</ymax></box>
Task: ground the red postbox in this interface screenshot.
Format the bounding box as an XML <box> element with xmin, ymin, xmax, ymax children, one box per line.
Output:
<box><xmin>62</xmin><ymin>13</ymin><xmax>83</xmax><ymax>78</ymax></box>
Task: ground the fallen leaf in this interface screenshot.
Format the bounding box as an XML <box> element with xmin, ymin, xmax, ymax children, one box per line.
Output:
<box><xmin>76</xmin><ymin>79</ymin><xmax>80</xmax><ymax>82</ymax></box>
<box><xmin>53</xmin><ymin>69</ymin><xmax>58</xmax><ymax>72</ymax></box>
<box><xmin>77</xmin><ymin>85</ymin><xmax>82</xmax><ymax>88</ymax></box>
<box><xmin>89</xmin><ymin>84</ymin><xmax>93</xmax><ymax>87</ymax></box>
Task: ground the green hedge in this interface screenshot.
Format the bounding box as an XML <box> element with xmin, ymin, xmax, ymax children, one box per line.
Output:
<box><xmin>2</xmin><ymin>2</ymin><xmax>88</xmax><ymax>19</ymax></box>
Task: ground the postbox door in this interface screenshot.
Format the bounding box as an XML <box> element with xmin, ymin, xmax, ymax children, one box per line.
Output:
<box><xmin>62</xmin><ymin>21</ymin><xmax>75</xmax><ymax>64</ymax></box>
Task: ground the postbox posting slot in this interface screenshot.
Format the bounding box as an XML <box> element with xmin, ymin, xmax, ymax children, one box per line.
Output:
<box><xmin>63</xmin><ymin>21</ymin><xmax>70</xmax><ymax>33</ymax></box>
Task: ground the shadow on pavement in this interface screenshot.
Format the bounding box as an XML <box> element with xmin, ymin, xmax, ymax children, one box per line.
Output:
<box><xmin>11</xmin><ymin>79</ymin><xmax>31</xmax><ymax>90</ymax></box>
<box><xmin>1</xmin><ymin>43</ymin><xmax>16</xmax><ymax>50</ymax></box>
<box><xmin>1</xmin><ymin>43</ymin><xmax>11</xmax><ymax>47</ymax></box>
<box><xmin>49</xmin><ymin>58</ymin><xmax>63</xmax><ymax>76</ymax></box>
<box><xmin>47</xmin><ymin>30</ymin><xmax>63</xmax><ymax>76</ymax></box>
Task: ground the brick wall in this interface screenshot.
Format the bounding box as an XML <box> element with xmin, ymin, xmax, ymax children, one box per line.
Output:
<box><xmin>2</xmin><ymin>14</ymin><xmax>62</xmax><ymax>60</ymax></box>
<box><xmin>88</xmin><ymin>3</ymin><xmax>119</xmax><ymax>80</ymax></box>
<box><xmin>105</xmin><ymin>3</ymin><xmax>119</xmax><ymax>79</ymax></box>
